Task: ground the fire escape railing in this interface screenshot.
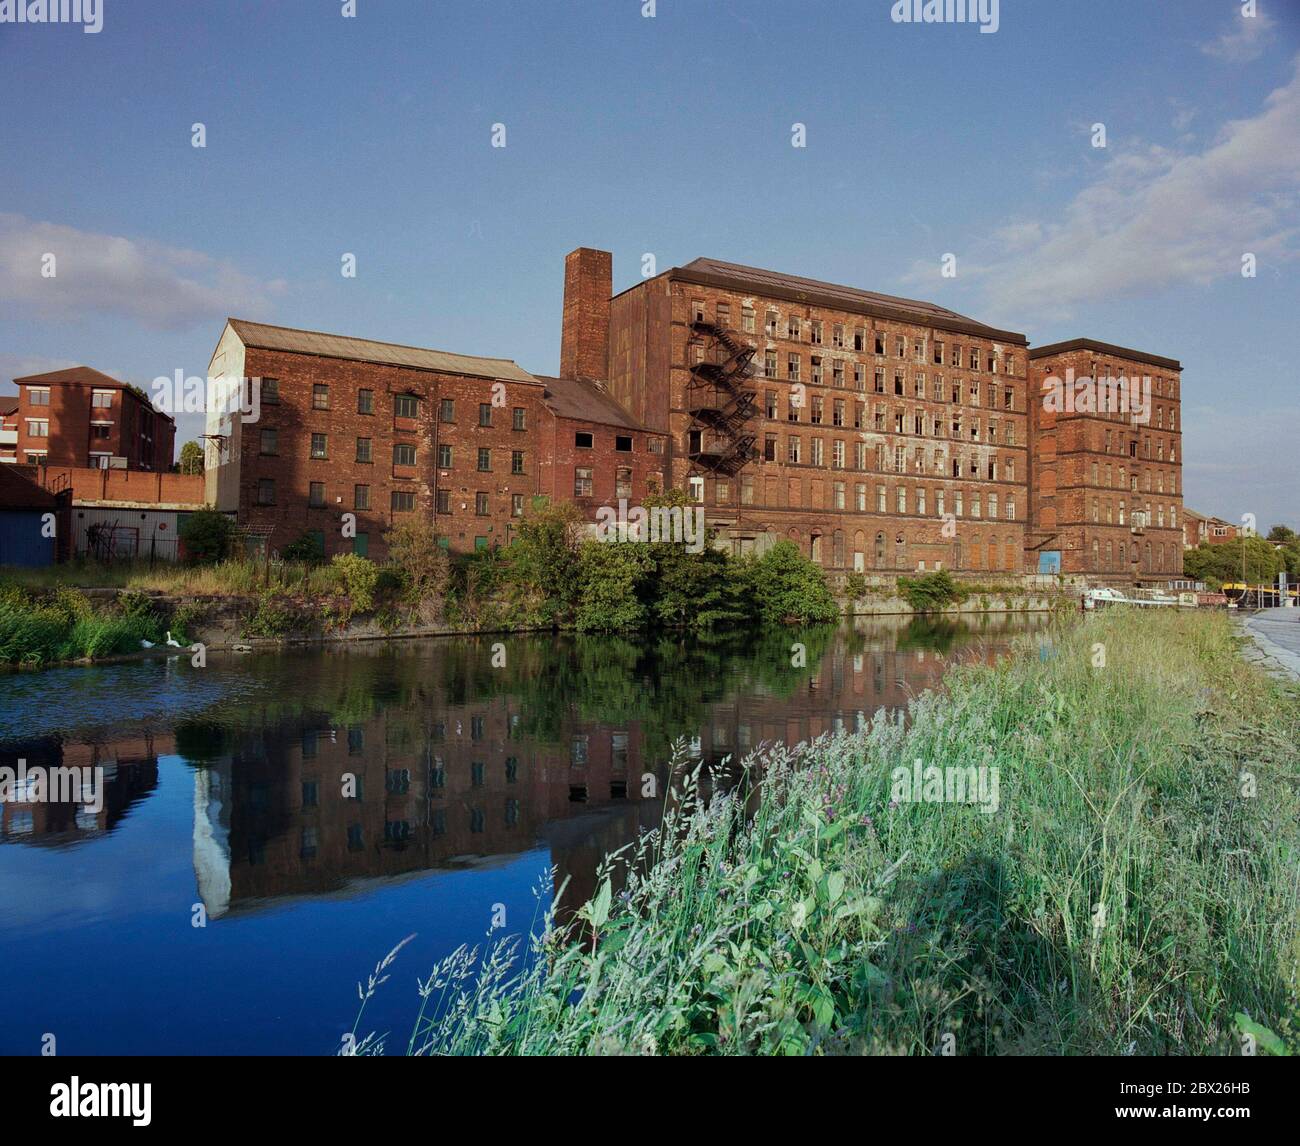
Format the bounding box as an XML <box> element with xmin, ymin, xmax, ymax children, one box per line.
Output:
<box><xmin>685</xmin><ymin>320</ymin><xmax>760</xmax><ymax>478</ymax></box>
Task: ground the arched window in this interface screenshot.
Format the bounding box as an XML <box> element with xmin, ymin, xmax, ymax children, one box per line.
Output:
<box><xmin>988</xmin><ymin>537</ymin><xmax>998</xmax><ymax>570</ymax></box>
<box><xmin>874</xmin><ymin>531</ymin><xmax>885</xmax><ymax>567</ymax></box>
<box><xmin>1119</xmin><ymin>541</ymin><xmax>1127</xmax><ymax>566</ymax></box>
<box><xmin>895</xmin><ymin>533</ymin><xmax>906</xmax><ymax>569</ymax></box>
<box><xmin>1006</xmin><ymin>538</ymin><xmax>1017</xmax><ymax>574</ymax></box>
<box><xmin>1143</xmin><ymin>542</ymin><xmax>1152</xmax><ymax>571</ymax></box>
<box><xmin>1092</xmin><ymin>538</ymin><xmax>1100</xmax><ymax>566</ymax></box>
<box><xmin>811</xmin><ymin>533</ymin><xmax>823</xmax><ymax>564</ymax></box>
<box><xmin>832</xmin><ymin>530</ymin><xmax>845</xmax><ymax>567</ymax></box>
<box><xmin>1106</xmin><ymin>540</ymin><xmax>1114</xmax><ymax>567</ymax></box>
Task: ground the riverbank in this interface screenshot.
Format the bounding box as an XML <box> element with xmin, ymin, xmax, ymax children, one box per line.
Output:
<box><xmin>355</xmin><ymin>608</ymin><xmax>1300</xmax><ymax>1056</ymax></box>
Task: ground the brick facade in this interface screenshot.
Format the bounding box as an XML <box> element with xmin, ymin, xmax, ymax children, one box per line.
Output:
<box><xmin>601</xmin><ymin>253</ymin><xmax>1031</xmax><ymax>576</ymax></box>
<box><xmin>11</xmin><ymin>366</ymin><xmax>175</xmax><ymax>472</ymax></box>
<box><xmin>559</xmin><ymin>247</ymin><xmax>612</xmax><ymax>382</ymax></box>
<box><xmin>1028</xmin><ymin>340</ymin><xmax>1183</xmax><ymax>583</ymax></box>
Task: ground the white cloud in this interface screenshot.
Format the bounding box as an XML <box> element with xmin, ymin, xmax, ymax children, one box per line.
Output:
<box><xmin>1200</xmin><ymin>9</ymin><xmax>1275</xmax><ymax>64</ymax></box>
<box><xmin>0</xmin><ymin>214</ymin><xmax>285</xmax><ymax>330</ymax></box>
<box><xmin>931</xmin><ymin>57</ymin><xmax>1300</xmax><ymax>323</ymax></box>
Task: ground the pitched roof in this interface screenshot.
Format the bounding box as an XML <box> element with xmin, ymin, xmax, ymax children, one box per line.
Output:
<box><xmin>0</xmin><ymin>464</ymin><xmax>58</xmax><ymax>510</ymax></box>
<box><xmin>13</xmin><ymin>365</ymin><xmax>125</xmax><ymax>388</ymax></box>
<box><xmin>0</xmin><ymin>397</ymin><xmax>18</xmax><ymax>417</ymax></box>
<box><xmin>534</xmin><ymin>375</ymin><xmax>651</xmax><ymax>432</ymax></box>
<box><xmin>227</xmin><ymin>318</ymin><xmax>541</xmax><ymax>384</ymax></box>
<box><xmin>1028</xmin><ymin>338</ymin><xmax>1181</xmax><ymax>371</ymax></box>
<box><xmin>666</xmin><ymin>257</ymin><xmax>1027</xmax><ymax>344</ymax></box>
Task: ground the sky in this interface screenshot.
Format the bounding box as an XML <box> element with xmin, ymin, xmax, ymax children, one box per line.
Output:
<box><xmin>1</xmin><ymin>0</ymin><xmax>1297</xmax><ymax>529</ymax></box>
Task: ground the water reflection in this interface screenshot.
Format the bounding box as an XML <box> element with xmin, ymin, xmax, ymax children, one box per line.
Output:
<box><xmin>1</xmin><ymin>614</ymin><xmax>1048</xmax><ymax>921</ymax></box>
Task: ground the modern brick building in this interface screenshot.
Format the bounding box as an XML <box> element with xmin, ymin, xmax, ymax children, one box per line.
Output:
<box><xmin>1027</xmin><ymin>339</ymin><xmax>1183</xmax><ymax>583</ymax></box>
<box><xmin>10</xmin><ymin>366</ymin><xmax>175</xmax><ymax>472</ymax></box>
<box><xmin>204</xmin><ymin>318</ymin><xmax>665</xmax><ymax>560</ymax></box>
<box><xmin>0</xmin><ymin>397</ymin><xmax>18</xmax><ymax>463</ymax></box>
<box><xmin>562</xmin><ymin>247</ymin><xmax>1031</xmax><ymax>576</ymax></box>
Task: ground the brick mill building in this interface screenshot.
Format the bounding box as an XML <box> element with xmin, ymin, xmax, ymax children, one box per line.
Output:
<box><xmin>1027</xmin><ymin>339</ymin><xmax>1183</xmax><ymax>584</ymax></box>
<box><xmin>561</xmin><ymin>247</ymin><xmax>1032</xmax><ymax>576</ymax></box>
<box><xmin>9</xmin><ymin>366</ymin><xmax>175</xmax><ymax>471</ymax></box>
<box><xmin>204</xmin><ymin>319</ymin><xmax>666</xmax><ymax>560</ymax></box>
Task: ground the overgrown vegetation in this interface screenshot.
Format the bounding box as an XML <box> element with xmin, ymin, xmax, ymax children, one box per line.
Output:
<box><xmin>896</xmin><ymin>569</ymin><xmax>964</xmax><ymax>613</ymax></box>
<box><xmin>178</xmin><ymin>508</ymin><xmax>234</xmax><ymax>565</ymax></box>
<box><xmin>0</xmin><ymin>584</ymin><xmax>168</xmax><ymax>667</ymax></box>
<box><xmin>349</xmin><ymin>610</ymin><xmax>1300</xmax><ymax>1056</ymax></box>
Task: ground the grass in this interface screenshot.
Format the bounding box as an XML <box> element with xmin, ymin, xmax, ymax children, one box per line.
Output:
<box><xmin>0</xmin><ymin>557</ymin><xmax>348</xmax><ymax>596</ymax></box>
<box><xmin>0</xmin><ymin>585</ymin><xmax>167</xmax><ymax>667</ymax></box>
<box><xmin>348</xmin><ymin>608</ymin><xmax>1300</xmax><ymax>1055</ymax></box>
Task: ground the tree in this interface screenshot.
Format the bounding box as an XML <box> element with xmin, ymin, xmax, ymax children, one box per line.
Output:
<box><xmin>742</xmin><ymin>540</ymin><xmax>840</xmax><ymax>625</ymax></box>
<box><xmin>574</xmin><ymin>539</ymin><xmax>652</xmax><ymax>632</ymax></box>
<box><xmin>383</xmin><ymin>519</ymin><xmax>450</xmax><ymax>604</ymax></box>
<box><xmin>1182</xmin><ymin>537</ymin><xmax>1285</xmax><ymax>588</ymax></box>
<box><xmin>179</xmin><ymin>508</ymin><xmax>234</xmax><ymax>565</ymax></box>
<box><xmin>178</xmin><ymin>440</ymin><xmax>205</xmax><ymax>475</ymax></box>
<box><xmin>505</xmin><ymin>498</ymin><xmax>585</xmax><ymax>626</ymax></box>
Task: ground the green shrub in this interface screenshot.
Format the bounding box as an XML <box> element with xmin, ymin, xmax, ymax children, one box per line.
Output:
<box><xmin>742</xmin><ymin>540</ymin><xmax>840</xmax><ymax>625</ymax></box>
<box><xmin>281</xmin><ymin>532</ymin><xmax>326</xmax><ymax>565</ymax></box>
<box><xmin>329</xmin><ymin>553</ymin><xmax>380</xmax><ymax>619</ymax></box>
<box><xmin>179</xmin><ymin>509</ymin><xmax>234</xmax><ymax>565</ymax></box>
<box><xmin>896</xmin><ymin>569</ymin><xmax>964</xmax><ymax>613</ymax></box>
<box><xmin>574</xmin><ymin>540</ymin><xmax>652</xmax><ymax>632</ymax></box>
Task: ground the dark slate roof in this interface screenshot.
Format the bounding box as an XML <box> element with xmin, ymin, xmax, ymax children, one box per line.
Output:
<box><xmin>668</xmin><ymin>256</ymin><xmax>1027</xmax><ymax>344</ymax></box>
<box><xmin>534</xmin><ymin>375</ymin><xmax>652</xmax><ymax>432</ymax></box>
<box><xmin>227</xmin><ymin>319</ymin><xmax>541</xmax><ymax>384</ymax></box>
<box><xmin>0</xmin><ymin>464</ymin><xmax>58</xmax><ymax>510</ymax></box>
<box><xmin>1028</xmin><ymin>338</ymin><xmax>1181</xmax><ymax>371</ymax></box>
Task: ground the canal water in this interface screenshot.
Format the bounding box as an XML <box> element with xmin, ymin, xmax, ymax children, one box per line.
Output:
<box><xmin>0</xmin><ymin>613</ymin><xmax>1048</xmax><ymax>1055</ymax></box>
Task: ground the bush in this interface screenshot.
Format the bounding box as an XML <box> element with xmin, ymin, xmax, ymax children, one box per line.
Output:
<box><xmin>843</xmin><ymin>572</ymin><xmax>869</xmax><ymax>600</ymax></box>
<box><xmin>742</xmin><ymin>540</ymin><xmax>840</xmax><ymax>625</ymax></box>
<box><xmin>281</xmin><ymin>532</ymin><xmax>326</xmax><ymax>565</ymax></box>
<box><xmin>329</xmin><ymin>553</ymin><xmax>380</xmax><ymax>619</ymax></box>
<box><xmin>243</xmin><ymin>588</ymin><xmax>305</xmax><ymax>638</ymax></box>
<box><xmin>896</xmin><ymin>569</ymin><xmax>964</xmax><ymax>613</ymax></box>
<box><xmin>574</xmin><ymin>540</ymin><xmax>652</xmax><ymax>632</ymax></box>
<box><xmin>384</xmin><ymin>520</ymin><xmax>450</xmax><ymax>610</ymax></box>
<box><xmin>179</xmin><ymin>509</ymin><xmax>234</xmax><ymax>565</ymax></box>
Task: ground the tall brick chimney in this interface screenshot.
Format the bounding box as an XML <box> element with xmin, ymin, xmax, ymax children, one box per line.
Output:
<box><xmin>560</xmin><ymin>247</ymin><xmax>612</xmax><ymax>381</ymax></box>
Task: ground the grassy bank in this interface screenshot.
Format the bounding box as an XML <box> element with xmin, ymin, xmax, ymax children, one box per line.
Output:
<box><xmin>0</xmin><ymin>585</ymin><xmax>175</xmax><ymax>668</ymax></box>
<box><xmin>352</xmin><ymin>609</ymin><xmax>1300</xmax><ymax>1055</ymax></box>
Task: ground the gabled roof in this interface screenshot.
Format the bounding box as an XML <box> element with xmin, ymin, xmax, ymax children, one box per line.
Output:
<box><xmin>1028</xmin><ymin>338</ymin><xmax>1181</xmax><ymax>372</ymax></box>
<box><xmin>0</xmin><ymin>464</ymin><xmax>58</xmax><ymax>510</ymax></box>
<box><xmin>659</xmin><ymin>256</ymin><xmax>1027</xmax><ymax>344</ymax></box>
<box><xmin>533</xmin><ymin>375</ymin><xmax>653</xmax><ymax>432</ymax></box>
<box><xmin>226</xmin><ymin>318</ymin><xmax>541</xmax><ymax>385</ymax></box>
<box><xmin>13</xmin><ymin>365</ymin><xmax>125</xmax><ymax>388</ymax></box>
<box><xmin>0</xmin><ymin>397</ymin><xmax>18</xmax><ymax>417</ymax></box>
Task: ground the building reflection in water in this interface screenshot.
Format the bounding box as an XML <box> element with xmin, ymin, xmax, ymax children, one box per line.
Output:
<box><xmin>1</xmin><ymin>613</ymin><xmax>1048</xmax><ymax>921</ymax></box>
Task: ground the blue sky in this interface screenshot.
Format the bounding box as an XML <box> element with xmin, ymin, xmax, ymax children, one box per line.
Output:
<box><xmin>1</xmin><ymin>0</ymin><xmax>1297</xmax><ymax>528</ymax></box>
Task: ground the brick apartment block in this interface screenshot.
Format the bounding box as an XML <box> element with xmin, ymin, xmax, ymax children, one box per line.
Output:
<box><xmin>1028</xmin><ymin>339</ymin><xmax>1183</xmax><ymax>584</ymax></box>
<box><xmin>204</xmin><ymin>319</ymin><xmax>666</xmax><ymax>560</ymax></box>
<box><xmin>10</xmin><ymin>366</ymin><xmax>175</xmax><ymax>471</ymax></box>
<box><xmin>562</xmin><ymin>248</ymin><xmax>1032</xmax><ymax>576</ymax></box>
<box><xmin>1182</xmin><ymin>507</ymin><xmax>1237</xmax><ymax>549</ymax></box>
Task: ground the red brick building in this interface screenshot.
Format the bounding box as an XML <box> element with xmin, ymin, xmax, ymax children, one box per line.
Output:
<box><xmin>1183</xmin><ymin>507</ymin><xmax>1236</xmax><ymax>549</ymax></box>
<box><xmin>1027</xmin><ymin>339</ymin><xmax>1183</xmax><ymax>583</ymax></box>
<box><xmin>9</xmin><ymin>366</ymin><xmax>176</xmax><ymax>472</ymax></box>
<box><xmin>563</xmin><ymin>248</ymin><xmax>1031</xmax><ymax>576</ymax></box>
<box><xmin>0</xmin><ymin>397</ymin><xmax>18</xmax><ymax>463</ymax></box>
<box><xmin>205</xmin><ymin>319</ymin><xmax>664</xmax><ymax>560</ymax></box>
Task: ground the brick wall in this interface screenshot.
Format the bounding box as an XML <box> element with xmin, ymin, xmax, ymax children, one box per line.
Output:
<box><xmin>538</xmin><ymin>413</ymin><xmax>667</xmax><ymax>511</ymax></box>
<box><xmin>1028</xmin><ymin>345</ymin><xmax>1183</xmax><ymax>583</ymax></box>
<box><xmin>560</xmin><ymin>247</ymin><xmax>612</xmax><ymax>381</ymax></box>
<box><xmin>15</xmin><ymin>381</ymin><xmax>174</xmax><ymax>470</ymax></box>
<box><xmin>42</xmin><ymin>465</ymin><xmax>204</xmax><ymax>506</ymax></box>
<box><xmin>609</xmin><ymin>275</ymin><xmax>1031</xmax><ymax>575</ymax></box>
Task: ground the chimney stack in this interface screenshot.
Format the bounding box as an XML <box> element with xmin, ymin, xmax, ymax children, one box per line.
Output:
<box><xmin>560</xmin><ymin>247</ymin><xmax>612</xmax><ymax>381</ymax></box>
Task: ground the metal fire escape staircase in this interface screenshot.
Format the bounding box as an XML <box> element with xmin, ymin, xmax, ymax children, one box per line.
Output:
<box><xmin>685</xmin><ymin>320</ymin><xmax>759</xmax><ymax>478</ymax></box>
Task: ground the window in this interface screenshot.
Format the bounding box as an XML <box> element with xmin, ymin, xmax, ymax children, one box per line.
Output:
<box><xmin>764</xmin><ymin>434</ymin><xmax>777</xmax><ymax>462</ymax></box>
<box><xmin>787</xmin><ymin>354</ymin><xmax>800</xmax><ymax>381</ymax></box>
<box><xmin>475</xmin><ymin>491</ymin><xmax>489</xmax><ymax>516</ymax></box>
<box><xmin>616</xmin><ymin>466</ymin><xmax>633</xmax><ymax>499</ymax></box>
<box><xmin>741</xmin><ymin>306</ymin><xmax>755</xmax><ymax>333</ymax></box>
<box><xmin>356</xmin><ymin>437</ymin><xmax>372</xmax><ymax>463</ymax></box>
<box><xmin>311</xmin><ymin>433</ymin><xmax>328</xmax><ymax>459</ymax></box>
<box><xmin>513</xmin><ymin>407</ymin><xmax>526</xmax><ymax>431</ymax></box>
<box><xmin>477</xmin><ymin>447</ymin><xmax>491</xmax><ymax>471</ymax></box>
<box><xmin>26</xmin><ymin>419</ymin><xmax>49</xmax><ymax>437</ymax></box>
<box><xmin>615</xmin><ymin>435</ymin><xmax>632</xmax><ymax>452</ymax></box>
<box><xmin>811</xmin><ymin>321</ymin><xmax>823</xmax><ymax>345</ymax></box>
<box><xmin>256</xmin><ymin>478</ymin><xmax>275</xmax><ymax>505</ymax></box>
<box><xmin>260</xmin><ymin>378</ymin><xmax>280</xmax><ymax>404</ymax></box>
<box><xmin>394</xmin><ymin>442</ymin><xmax>416</xmax><ymax>466</ymax></box>
<box><xmin>478</xmin><ymin>403</ymin><xmax>492</xmax><ymax>427</ymax></box>
<box><xmin>787</xmin><ymin>436</ymin><xmax>801</xmax><ymax>464</ymax></box>
<box><xmin>391</xmin><ymin>490</ymin><xmax>416</xmax><ymax>512</ymax></box>
<box><xmin>574</xmin><ymin>467</ymin><xmax>593</xmax><ymax>497</ymax></box>
<box><xmin>395</xmin><ymin>394</ymin><xmax>418</xmax><ymax>418</ymax></box>
<box><xmin>436</xmin><ymin>489</ymin><xmax>450</xmax><ymax>514</ymax></box>
<box><xmin>764</xmin><ymin>351</ymin><xmax>778</xmax><ymax>379</ymax></box>
<box><xmin>436</xmin><ymin>444</ymin><xmax>452</xmax><ymax>469</ymax></box>
<box><xmin>91</xmin><ymin>389</ymin><xmax>113</xmax><ymax>408</ymax></box>
<box><xmin>260</xmin><ymin>428</ymin><xmax>278</xmax><ymax>455</ymax></box>
<box><xmin>512</xmin><ymin>493</ymin><xmax>525</xmax><ymax>516</ymax></box>
<box><xmin>90</xmin><ymin>423</ymin><xmax>110</xmax><ymax>440</ymax></box>
<box><xmin>309</xmin><ymin>482</ymin><xmax>325</xmax><ymax>507</ymax></box>
<box><xmin>312</xmin><ymin>384</ymin><xmax>330</xmax><ymax>410</ymax></box>
<box><xmin>575</xmin><ymin>431</ymin><xmax>594</xmax><ymax>448</ymax></box>
<box><xmin>511</xmin><ymin>450</ymin><xmax>525</xmax><ymax>475</ymax></box>
<box><xmin>354</xmin><ymin>484</ymin><xmax>370</xmax><ymax>510</ymax></box>
<box><xmin>688</xmin><ymin>475</ymin><xmax>704</xmax><ymax>503</ymax></box>
<box><xmin>27</xmin><ymin>387</ymin><xmax>50</xmax><ymax>406</ymax></box>
<box><xmin>358</xmin><ymin>389</ymin><xmax>374</xmax><ymax>415</ymax></box>
<box><xmin>439</xmin><ymin>398</ymin><xmax>455</xmax><ymax>422</ymax></box>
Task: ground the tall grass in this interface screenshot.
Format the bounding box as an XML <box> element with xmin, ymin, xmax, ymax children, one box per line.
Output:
<box><xmin>350</xmin><ymin>609</ymin><xmax>1300</xmax><ymax>1055</ymax></box>
<box><xmin>0</xmin><ymin>586</ymin><xmax>166</xmax><ymax>667</ymax></box>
